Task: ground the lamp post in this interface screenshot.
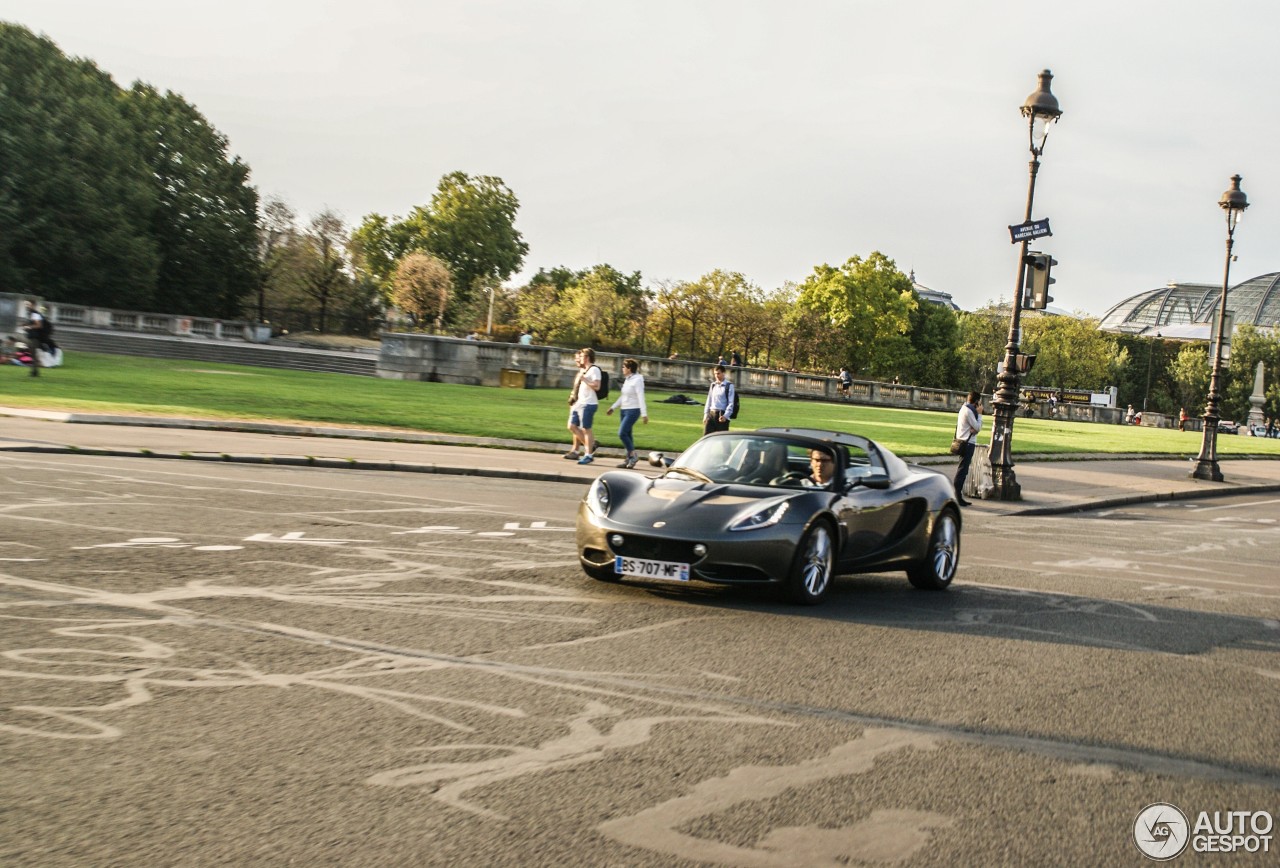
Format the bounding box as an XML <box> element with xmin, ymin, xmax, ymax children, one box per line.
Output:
<box><xmin>989</xmin><ymin>69</ymin><xmax>1062</xmax><ymax>501</ymax></box>
<box><xmin>1143</xmin><ymin>331</ymin><xmax>1162</xmax><ymax>412</ymax></box>
<box><xmin>1191</xmin><ymin>174</ymin><xmax>1249</xmax><ymax>481</ymax></box>
<box><xmin>485</xmin><ymin>287</ymin><xmax>495</xmax><ymax>336</ymax></box>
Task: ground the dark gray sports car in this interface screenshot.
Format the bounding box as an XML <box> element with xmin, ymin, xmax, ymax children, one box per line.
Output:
<box><xmin>576</xmin><ymin>428</ymin><xmax>961</xmax><ymax>604</ymax></box>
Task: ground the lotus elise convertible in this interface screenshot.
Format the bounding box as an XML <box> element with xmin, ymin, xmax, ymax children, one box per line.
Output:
<box><xmin>576</xmin><ymin>428</ymin><xmax>961</xmax><ymax>604</ymax></box>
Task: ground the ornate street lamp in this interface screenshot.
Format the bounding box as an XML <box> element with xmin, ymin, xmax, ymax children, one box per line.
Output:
<box><xmin>1190</xmin><ymin>174</ymin><xmax>1249</xmax><ymax>481</ymax></box>
<box><xmin>989</xmin><ymin>70</ymin><xmax>1062</xmax><ymax>501</ymax></box>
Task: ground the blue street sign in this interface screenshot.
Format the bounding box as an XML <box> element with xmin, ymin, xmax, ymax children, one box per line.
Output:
<box><xmin>1009</xmin><ymin>219</ymin><xmax>1052</xmax><ymax>242</ymax></box>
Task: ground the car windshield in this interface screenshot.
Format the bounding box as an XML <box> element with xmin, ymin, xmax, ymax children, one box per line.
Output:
<box><xmin>671</xmin><ymin>434</ymin><xmax>825</xmax><ymax>487</ymax></box>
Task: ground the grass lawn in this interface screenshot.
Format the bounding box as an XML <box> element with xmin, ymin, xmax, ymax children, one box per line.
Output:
<box><xmin>3</xmin><ymin>352</ymin><xmax>1279</xmax><ymax>458</ymax></box>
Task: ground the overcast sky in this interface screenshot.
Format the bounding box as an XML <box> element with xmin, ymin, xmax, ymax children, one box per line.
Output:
<box><xmin>4</xmin><ymin>0</ymin><xmax>1277</xmax><ymax>317</ymax></box>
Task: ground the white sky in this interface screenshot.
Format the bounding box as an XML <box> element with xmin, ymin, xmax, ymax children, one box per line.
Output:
<box><xmin>3</xmin><ymin>0</ymin><xmax>1277</xmax><ymax>317</ymax></box>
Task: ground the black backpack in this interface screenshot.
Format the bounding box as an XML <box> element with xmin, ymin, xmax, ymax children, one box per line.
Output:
<box><xmin>726</xmin><ymin>382</ymin><xmax>740</xmax><ymax>419</ymax></box>
<box><xmin>595</xmin><ymin>369</ymin><xmax>610</xmax><ymax>399</ymax></box>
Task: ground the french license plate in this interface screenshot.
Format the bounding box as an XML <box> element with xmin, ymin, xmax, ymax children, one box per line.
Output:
<box><xmin>615</xmin><ymin>556</ymin><xmax>690</xmax><ymax>582</ymax></box>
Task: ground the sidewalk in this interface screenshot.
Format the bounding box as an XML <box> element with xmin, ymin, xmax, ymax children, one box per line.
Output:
<box><xmin>4</xmin><ymin>406</ymin><xmax>1280</xmax><ymax>515</ymax></box>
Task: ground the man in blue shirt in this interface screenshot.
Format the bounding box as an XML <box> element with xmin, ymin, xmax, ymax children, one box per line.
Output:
<box><xmin>703</xmin><ymin>365</ymin><xmax>735</xmax><ymax>436</ymax></box>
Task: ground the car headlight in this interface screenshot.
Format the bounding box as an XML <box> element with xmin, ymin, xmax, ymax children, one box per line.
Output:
<box><xmin>586</xmin><ymin>477</ymin><xmax>611</xmax><ymax>516</ymax></box>
<box><xmin>729</xmin><ymin>500</ymin><xmax>789</xmax><ymax>532</ymax></box>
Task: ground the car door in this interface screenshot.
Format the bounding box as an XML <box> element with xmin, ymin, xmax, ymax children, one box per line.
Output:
<box><xmin>832</xmin><ymin>444</ymin><xmax>906</xmax><ymax>567</ymax></box>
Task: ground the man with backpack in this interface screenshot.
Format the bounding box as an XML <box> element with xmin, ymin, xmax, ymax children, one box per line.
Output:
<box><xmin>565</xmin><ymin>347</ymin><xmax>603</xmax><ymax>465</ymax></box>
<box><xmin>703</xmin><ymin>365</ymin><xmax>736</xmax><ymax>435</ymax></box>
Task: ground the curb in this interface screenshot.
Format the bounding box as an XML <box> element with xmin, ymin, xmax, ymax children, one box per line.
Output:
<box><xmin>5</xmin><ymin>445</ymin><xmax>595</xmax><ymax>486</ymax></box>
<box><xmin>1007</xmin><ymin>482</ymin><xmax>1280</xmax><ymax>516</ymax></box>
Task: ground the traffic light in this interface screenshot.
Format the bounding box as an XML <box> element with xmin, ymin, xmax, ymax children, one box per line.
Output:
<box><xmin>1025</xmin><ymin>252</ymin><xmax>1057</xmax><ymax>309</ymax></box>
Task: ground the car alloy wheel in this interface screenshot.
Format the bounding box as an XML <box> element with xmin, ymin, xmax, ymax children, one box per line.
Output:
<box><xmin>787</xmin><ymin>522</ymin><xmax>834</xmax><ymax>604</ymax></box>
<box><xmin>908</xmin><ymin>509</ymin><xmax>959</xmax><ymax>590</ymax></box>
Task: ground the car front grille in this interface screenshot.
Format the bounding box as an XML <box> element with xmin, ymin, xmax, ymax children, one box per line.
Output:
<box><xmin>609</xmin><ymin>534</ymin><xmax>702</xmax><ymax>563</ymax></box>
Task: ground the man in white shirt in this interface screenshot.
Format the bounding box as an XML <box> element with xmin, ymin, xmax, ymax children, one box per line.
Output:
<box><xmin>953</xmin><ymin>391</ymin><xmax>983</xmax><ymax>506</ymax></box>
<box><xmin>565</xmin><ymin>347</ymin><xmax>602</xmax><ymax>464</ymax></box>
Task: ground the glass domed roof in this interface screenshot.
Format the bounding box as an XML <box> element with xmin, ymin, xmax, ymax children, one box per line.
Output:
<box><xmin>1099</xmin><ymin>273</ymin><xmax>1280</xmax><ymax>335</ymax></box>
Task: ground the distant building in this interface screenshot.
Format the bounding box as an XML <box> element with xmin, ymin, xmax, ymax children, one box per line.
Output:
<box><xmin>910</xmin><ymin>272</ymin><xmax>960</xmax><ymax>311</ymax></box>
<box><xmin>1097</xmin><ymin>272</ymin><xmax>1280</xmax><ymax>340</ymax></box>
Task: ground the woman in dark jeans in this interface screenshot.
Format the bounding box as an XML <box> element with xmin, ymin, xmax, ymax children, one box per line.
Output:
<box><xmin>953</xmin><ymin>391</ymin><xmax>983</xmax><ymax>506</ymax></box>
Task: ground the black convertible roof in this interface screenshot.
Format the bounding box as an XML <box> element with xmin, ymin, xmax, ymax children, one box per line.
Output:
<box><xmin>754</xmin><ymin>427</ymin><xmax>872</xmax><ymax>449</ymax></box>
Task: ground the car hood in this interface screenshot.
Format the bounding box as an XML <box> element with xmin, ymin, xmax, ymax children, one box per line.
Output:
<box><xmin>597</xmin><ymin>473</ymin><xmax>809</xmax><ymax>529</ymax></box>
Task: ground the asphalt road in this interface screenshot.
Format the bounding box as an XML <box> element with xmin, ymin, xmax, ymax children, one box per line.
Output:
<box><xmin>2</xmin><ymin>454</ymin><xmax>1277</xmax><ymax>866</ymax></box>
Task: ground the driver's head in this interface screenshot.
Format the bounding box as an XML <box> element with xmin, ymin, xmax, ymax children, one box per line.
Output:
<box><xmin>809</xmin><ymin>449</ymin><xmax>835</xmax><ymax>485</ymax></box>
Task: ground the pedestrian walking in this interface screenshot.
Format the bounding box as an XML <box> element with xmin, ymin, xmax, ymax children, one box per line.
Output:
<box><xmin>837</xmin><ymin>366</ymin><xmax>852</xmax><ymax>399</ymax></box>
<box><xmin>953</xmin><ymin>391</ymin><xmax>983</xmax><ymax>507</ymax></box>
<box><xmin>606</xmin><ymin>358</ymin><xmax>648</xmax><ymax>469</ymax></box>
<box><xmin>730</xmin><ymin>351</ymin><xmax>742</xmax><ymax>367</ymax></box>
<box><xmin>565</xmin><ymin>348</ymin><xmax>602</xmax><ymax>464</ymax></box>
<box><xmin>1179</xmin><ymin>407</ymin><xmax>1189</xmax><ymax>432</ymax></box>
<box><xmin>23</xmin><ymin>303</ymin><xmax>54</xmax><ymax>378</ymax></box>
<box><xmin>703</xmin><ymin>365</ymin><xmax>735</xmax><ymax>436</ymax></box>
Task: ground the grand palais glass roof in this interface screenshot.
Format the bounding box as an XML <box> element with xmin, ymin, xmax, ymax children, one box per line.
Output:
<box><xmin>1098</xmin><ymin>273</ymin><xmax>1280</xmax><ymax>335</ymax></box>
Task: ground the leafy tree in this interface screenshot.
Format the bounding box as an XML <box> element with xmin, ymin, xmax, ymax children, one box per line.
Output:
<box><xmin>1020</xmin><ymin>314</ymin><xmax>1117</xmax><ymax>392</ymax></box>
<box><xmin>955</xmin><ymin>306</ymin><xmax>1008</xmax><ymax>393</ymax></box>
<box><xmin>390</xmin><ymin>251</ymin><xmax>451</xmax><ymax>329</ymax></box>
<box><xmin>0</xmin><ymin>23</ymin><xmax>159</xmax><ymax>306</ymax></box>
<box><xmin>416</xmin><ymin>172</ymin><xmax>527</xmax><ymax>320</ymax></box>
<box><xmin>255</xmin><ymin>196</ymin><xmax>298</xmax><ymax>321</ymax></box>
<box><xmin>1169</xmin><ymin>344</ymin><xmax>1211</xmax><ymax>417</ymax></box>
<box><xmin>296</xmin><ymin>210</ymin><xmax>352</xmax><ymax>333</ymax></box>
<box><xmin>903</xmin><ymin>297</ymin><xmax>963</xmax><ymax>388</ymax></box>
<box><xmin>795</xmin><ymin>252</ymin><xmax>916</xmax><ymax>376</ymax></box>
<box><xmin>1224</xmin><ymin>324</ymin><xmax>1280</xmax><ymax>422</ymax></box>
<box><xmin>123</xmin><ymin>84</ymin><xmax>259</xmax><ymax>317</ymax></box>
<box><xmin>350</xmin><ymin>212</ymin><xmax>421</xmax><ymax>298</ymax></box>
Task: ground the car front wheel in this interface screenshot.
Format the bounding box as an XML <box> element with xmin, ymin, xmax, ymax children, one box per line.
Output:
<box><xmin>908</xmin><ymin>509</ymin><xmax>959</xmax><ymax>590</ymax></box>
<box><xmin>786</xmin><ymin>522</ymin><xmax>834</xmax><ymax>604</ymax></box>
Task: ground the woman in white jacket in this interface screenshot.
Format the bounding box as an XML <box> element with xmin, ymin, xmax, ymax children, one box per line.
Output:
<box><xmin>606</xmin><ymin>358</ymin><xmax>649</xmax><ymax>469</ymax></box>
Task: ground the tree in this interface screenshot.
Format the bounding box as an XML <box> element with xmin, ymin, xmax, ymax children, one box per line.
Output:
<box><xmin>1020</xmin><ymin>314</ymin><xmax>1117</xmax><ymax>392</ymax></box>
<box><xmin>123</xmin><ymin>83</ymin><xmax>259</xmax><ymax>317</ymax></box>
<box><xmin>955</xmin><ymin>306</ymin><xmax>1009</xmax><ymax>393</ymax></box>
<box><xmin>0</xmin><ymin>24</ymin><xmax>159</xmax><ymax>306</ymax></box>
<box><xmin>416</xmin><ymin>172</ymin><xmax>528</xmax><ymax>322</ymax></box>
<box><xmin>1169</xmin><ymin>344</ymin><xmax>1211</xmax><ymax>416</ymax></box>
<box><xmin>1224</xmin><ymin>324</ymin><xmax>1280</xmax><ymax>422</ymax></box>
<box><xmin>903</xmin><ymin>298</ymin><xmax>963</xmax><ymax>388</ymax></box>
<box><xmin>390</xmin><ymin>251</ymin><xmax>452</xmax><ymax>329</ymax></box>
<box><xmin>794</xmin><ymin>252</ymin><xmax>916</xmax><ymax>376</ymax></box>
<box><xmin>256</xmin><ymin>197</ymin><xmax>298</xmax><ymax>321</ymax></box>
<box><xmin>298</xmin><ymin>210</ymin><xmax>351</xmax><ymax>333</ymax></box>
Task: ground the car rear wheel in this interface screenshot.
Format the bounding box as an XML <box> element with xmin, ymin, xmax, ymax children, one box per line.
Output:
<box><xmin>786</xmin><ymin>522</ymin><xmax>834</xmax><ymax>605</ymax></box>
<box><xmin>907</xmin><ymin>509</ymin><xmax>959</xmax><ymax>590</ymax></box>
<box><xmin>583</xmin><ymin>561</ymin><xmax>622</xmax><ymax>582</ymax></box>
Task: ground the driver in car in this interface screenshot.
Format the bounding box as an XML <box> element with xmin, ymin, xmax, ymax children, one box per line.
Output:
<box><xmin>802</xmin><ymin>449</ymin><xmax>836</xmax><ymax>488</ymax></box>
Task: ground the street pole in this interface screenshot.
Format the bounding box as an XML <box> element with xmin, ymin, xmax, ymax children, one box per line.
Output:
<box><xmin>1191</xmin><ymin>174</ymin><xmax>1249</xmax><ymax>482</ymax></box>
<box><xmin>989</xmin><ymin>70</ymin><xmax>1062</xmax><ymax>501</ymax></box>
<box><xmin>486</xmin><ymin>287</ymin><xmax>494</xmax><ymax>336</ymax></box>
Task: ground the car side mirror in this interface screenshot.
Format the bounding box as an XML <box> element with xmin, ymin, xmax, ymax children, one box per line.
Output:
<box><xmin>648</xmin><ymin>451</ymin><xmax>673</xmax><ymax>468</ymax></box>
<box><xmin>852</xmin><ymin>471</ymin><xmax>891</xmax><ymax>490</ymax></box>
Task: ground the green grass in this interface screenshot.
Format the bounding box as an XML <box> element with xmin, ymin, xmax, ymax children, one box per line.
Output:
<box><xmin>3</xmin><ymin>352</ymin><xmax>1279</xmax><ymax>458</ymax></box>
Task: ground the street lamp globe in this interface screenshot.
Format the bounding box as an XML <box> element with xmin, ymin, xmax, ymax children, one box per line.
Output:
<box><xmin>1022</xmin><ymin>69</ymin><xmax>1063</xmax><ymax>155</ymax></box>
<box><xmin>1220</xmin><ymin>173</ymin><xmax>1249</xmax><ymax>229</ymax></box>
